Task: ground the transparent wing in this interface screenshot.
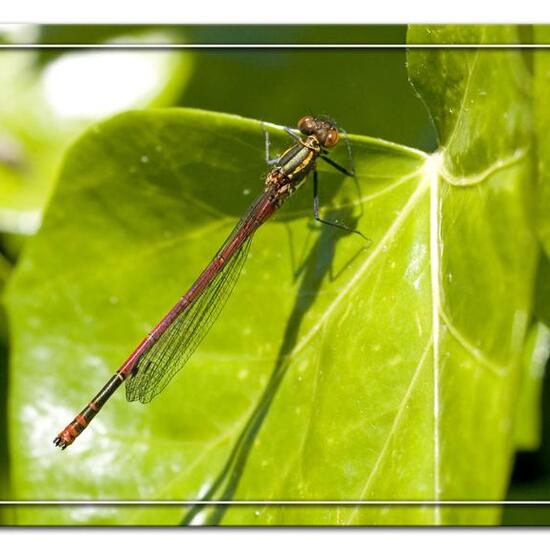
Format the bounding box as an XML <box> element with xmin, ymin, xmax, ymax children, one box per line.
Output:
<box><xmin>125</xmin><ymin>234</ymin><xmax>253</xmax><ymax>403</ymax></box>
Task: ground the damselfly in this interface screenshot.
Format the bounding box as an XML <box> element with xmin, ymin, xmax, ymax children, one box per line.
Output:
<box><xmin>54</xmin><ymin>115</ymin><xmax>363</xmax><ymax>450</ymax></box>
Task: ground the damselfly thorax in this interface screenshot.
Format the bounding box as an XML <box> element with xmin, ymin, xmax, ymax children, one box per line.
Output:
<box><xmin>265</xmin><ymin>134</ymin><xmax>322</xmax><ymax>202</ymax></box>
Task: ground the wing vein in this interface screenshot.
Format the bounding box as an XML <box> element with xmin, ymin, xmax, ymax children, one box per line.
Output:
<box><xmin>125</xmin><ymin>192</ymin><xmax>270</xmax><ymax>403</ymax></box>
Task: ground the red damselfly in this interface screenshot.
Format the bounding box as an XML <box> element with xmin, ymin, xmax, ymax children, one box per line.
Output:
<box><xmin>54</xmin><ymin>115</ymin><xmax>364</xmax><ymax>450</ymax></box>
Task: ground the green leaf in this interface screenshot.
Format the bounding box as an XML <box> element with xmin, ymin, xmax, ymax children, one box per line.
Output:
<box><xmin>513</xmin><ymin>322</ymin><xmax>550</xmax><ymax>450</ymax></box>
<box><xmin>0</xmin><ymin>37</ymin><xmax>192</xmax><ymax>235</ymax></box>
<box><xmin>534</xmin><ymin>254</ymin><xmax>550</xmax><ymax>327</ymax></box>
<box><xmin>5</xmin><ymin>108</ymin><xmax>427</xmax><ymax>524</ymax></box>
<box><xmin>407</xmin><ymin>25</ymin><xmax>532</xmax><ymax>175</ymax></box>
<box><xmin>4</xmin><ymin>25</ymin><xmax>539</xmax><ymax>526</ymax></box>
<box><xmin>0</xmin><ymin>50</ymin><xmax>70</xmax><ymax>235</ymax></box>
<box><xmin>0</xmin><ymin>250</ymin><xmax>12</xmax><ymax>524</ymax></box>
<box><xmin>534</xmin><ymin>253</ymin><xmax>550</xmax><ymax>328</ymax></box>
<box><xmin>403</xmin><ymin>25</ymin><xmax>536</xmax><ymax>524</ymax></box>
<box><xmin>177</xmin><ymin>26</ymin><xmax>436</xmax><ymax>152</ymax></box>
<box><xmin>4</xmin><ymin>100</ymin><xmax>537</xmax><ymax>526</ymax></box>
<box><xmin>534</xmin><ymin>26</ymin><xmax>550</xmax><ymax>257</ymax></box>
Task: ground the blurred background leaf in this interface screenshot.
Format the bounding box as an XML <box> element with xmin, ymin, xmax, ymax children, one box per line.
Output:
<box><xmin>37</xmin><ymin>24</ymin><xmax>436</xmax><ymax>150</ymax></box>
<box><xmin>513</xmin><ymin>323</ymin><xmax>550</xmax><ymax>450</ymax></box>
<box><xmin>0</xmin><ymin>249</ymin><xmax>11</xmax><ymax>525</ymax></box>
<box><xmin>535</xmin><ymin>254</ymin><xmax>550</xmax><ymax>328</ymax></box>
<box><xmin>534</xmin><ymin>26</ymin><xmax>550</xmax><ymax>258</ymax></box>
<box><xmin>501</xmin><ymin>24</ymin><xmax>550</xmax><ymax>526</ymax></box>
<box><xmin>0</xmin><ymin>25</ymin><xmax>193</xmax><ymax>237</ymax></box>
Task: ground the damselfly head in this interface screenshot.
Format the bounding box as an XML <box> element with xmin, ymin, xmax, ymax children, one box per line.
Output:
<box><xmin>298</xmin><ymin>115</ymin><xmax>339</xmax><ymax>148</ymax></box>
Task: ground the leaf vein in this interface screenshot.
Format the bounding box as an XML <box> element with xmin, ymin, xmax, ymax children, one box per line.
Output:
<box><xmin>345</xmin><ymin>338</ymin><xmax>433</xmax><ymax>524</ymax></box>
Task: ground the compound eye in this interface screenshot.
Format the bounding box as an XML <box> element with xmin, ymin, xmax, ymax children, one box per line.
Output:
<box><xmin>323</xmin><ymin>128</ymin><xmax>340</xmax><ymax>148</ymax></box>
<box><xmin>298</xmin><ymin>115</ymin><xmax>316</xmax><ymax>135</ymax></box>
